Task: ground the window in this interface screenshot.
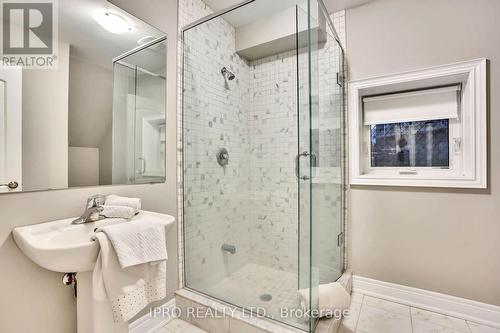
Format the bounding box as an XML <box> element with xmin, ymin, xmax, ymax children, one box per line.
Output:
<box><xmin>363</xmin><ymin>85</ymin><xmax>458</xmax><ymax>175</ymax></box>
<box><xmin>349</xmin><ymin>59</ymin><xmax>487</xmax><ymax>188</ymax></box>
<box><xmin>370</xmin><ymin>119</ymin><xmax>449</xmax><ymax>168</ymax></box>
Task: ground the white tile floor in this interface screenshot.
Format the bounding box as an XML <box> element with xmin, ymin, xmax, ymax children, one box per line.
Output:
<box><xmin>149</xmin><ymin>291</ymin><xmax>500</xmax><ymax>333</ymax></box>
<box><xmin>156</xmin><ymin>318</ymin><xmax>208</xmax><ymax>333</ymax></box>
<box><xmin>339</xmin><ymin>292</ymin><xmax>500</xmax><ymax>333</ymax></box>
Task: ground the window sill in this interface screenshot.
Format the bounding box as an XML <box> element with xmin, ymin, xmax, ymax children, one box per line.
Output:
<box><xmin>351</xmin><ymin>175</ymin><xmax>486</xmax><ymax>189</ymax></box>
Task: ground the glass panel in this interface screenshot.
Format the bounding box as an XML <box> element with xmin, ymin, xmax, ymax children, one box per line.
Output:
<box><xmin>304</xmin><ymin>0</ymin><xmax>346</xmax><ymax>329</ymax></box>
<box><xmin>370</xmin><ymin>119</ymin><xmax>450</xmax><ymax>168</ymax></box>
<box><xmin>311</xmin><ymin>4</ymin><xmax>346</xmax><ymax>289</ymax></box>
<box><xmin>182</xmin><ymin>1</ymin><xmax>344</xmax><ymax>331</ymax></box>
<box><xmin>134</xmin><ymin>67</ymin><xmax>167</xmax><ymax>183</ymax></box>
<box><xmin>297</xmin><ymin>1</ymin><xmax>316</xmax><ymax>331</ymax></box>
<box><xmin>112</xmin><ymin>62</ymin><xmax>136</xmax><ymax>184</ymax></box>
<box><xmin>112</xmin><ymin>39</ymin><xmax>167</xmax><ymax>184</ymax></box>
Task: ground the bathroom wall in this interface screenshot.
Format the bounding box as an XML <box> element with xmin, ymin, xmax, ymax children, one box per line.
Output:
<box><xmin>0</xmin><ymin>0</ymin><xmax>178</xmax><ymax>332</ymax></box>
<box><xmin>22</xmin><ymin>42</ymin><xmax>70</xmax><ymax>191</ymax></box>
<box><xmin>68</xmin><ymin>147</ymin><xmax>100</xmax><ymax>186</ymax></box>
<box><xmin>68</xmin><ymin>56</ymin><xmax>113</xmax><ymax>186</ymax></box>
<box><xmin>346</xmin><ymin>0</ymin><xmax>500</xmax><ymax>306</ymax></box>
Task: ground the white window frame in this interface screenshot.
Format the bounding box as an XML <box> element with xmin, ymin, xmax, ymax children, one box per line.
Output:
<box><xmin>349</xmin><ymin>58</ymin><xmax>487</xmax><ymax>188</ymax></box>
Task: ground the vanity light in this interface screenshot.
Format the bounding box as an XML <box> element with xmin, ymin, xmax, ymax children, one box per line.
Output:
<box><xmin>93</xmin><ymin>10</ymin><xmax>133</xmax><ymax>34</ymax></box>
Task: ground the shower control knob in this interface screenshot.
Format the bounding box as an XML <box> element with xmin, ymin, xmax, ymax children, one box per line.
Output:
<box><xmin>216</xmin><ymin>148</ymin><xmax>229</xmax><ymax>167</ymax></box>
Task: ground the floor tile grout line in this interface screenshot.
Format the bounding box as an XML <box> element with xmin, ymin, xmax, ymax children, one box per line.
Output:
<box><xmin>410</xmin><ymin>305</ymin><xmax>474</xmax><ymax>333</ymax></box>
<box><xmin>409</xmin><ymin>305</ymin><xmax>414</xmax><ymax>333</ymax></box>
<box><xmin>410</xmin><ymin>304</ymin><xmax>473</xmax><ymax>322</ymax></box>
<box><xmin>465</xmin><ymin>320</ymin><xmax>473</xmax><ymax>333</ymax></box>
<box><xmin>362</xmin><ymin>293</ymin><xmax>417</xmax><ymax>309</ymax></box>
<box><xmin>353</xmin><ymin>294</ymin><xmax>364</xmax><ymax>331</ymax></box>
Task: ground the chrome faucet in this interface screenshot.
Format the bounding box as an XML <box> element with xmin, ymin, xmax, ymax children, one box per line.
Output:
<box><xmin>72</xmin><ymin>195</ymin><xmax>106</xmax><ymax>225</ymax></box>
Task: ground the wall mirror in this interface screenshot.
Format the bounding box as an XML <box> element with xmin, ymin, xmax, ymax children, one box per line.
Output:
<box><xmin>0</xmin><ymin>0</ymin><xmax>167</xmax><ymax>193</ymax></box>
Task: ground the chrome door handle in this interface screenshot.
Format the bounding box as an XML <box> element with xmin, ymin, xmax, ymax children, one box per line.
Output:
<box><xmin>295</xmin><ymin>151</ymin><xmax>310</xmax><ymax>180</ymax></box>
<box><xmin>295</xmin><ymin>151</ymin><xmax>318</xmax><ymax>180</ymax></box>
<box><xmin>0</xmin><ymin>181</ymin><xmax>18</xmax><ymax>189</ymax></box>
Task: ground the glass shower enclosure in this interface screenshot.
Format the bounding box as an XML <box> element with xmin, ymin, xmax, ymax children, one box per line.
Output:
<box><xmin>112</xmin><ymin>37</ymin><xmax>167</xmax><ymax>185</ymax></box>
<box><xmin>182</xmin><ymin>0</ymin><xmax>345</xmax><ymax>331</ymax></box>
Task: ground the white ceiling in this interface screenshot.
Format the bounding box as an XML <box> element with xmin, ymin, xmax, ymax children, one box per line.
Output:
<box><xmin>202</xmin><ymin>0</ymin><xmax>374</xmax><ymax>14</ymax></box>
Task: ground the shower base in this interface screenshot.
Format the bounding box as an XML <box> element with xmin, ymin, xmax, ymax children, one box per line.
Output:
<box><xmin>176</xmin><ymin>264</ymin><xmax>351</xmax><ymax>332</ymax></box>
<box><xmin>207</xmin><ymin>263</ymin><xmax>306</xmax><ymax>329</ymax></box>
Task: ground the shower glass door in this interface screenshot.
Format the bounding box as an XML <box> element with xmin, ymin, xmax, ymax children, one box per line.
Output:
<box><xmin>303</xmin><ymin>2</ymin><xmax>346</xmax><ymax>330</ymax></box>
<box><xmin>112</xmin><ymin>38</ymin><xmax>167</xmax><ymax>185</ymax></box>
<box><xmin>182</xmin><ymin>0</ymin><xmax>344</xmax><ymax>331</ymax></box>
<box><xmin>297</xmin><ymin>2</ymin><xmax>317</xmax><ymax>332</ymax></box>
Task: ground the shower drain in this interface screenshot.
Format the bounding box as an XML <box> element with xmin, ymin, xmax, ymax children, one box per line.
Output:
<box><xmin>259</xmin><ymin>294</ymin><xmax>272</xmax><ymax>302</ymax></box>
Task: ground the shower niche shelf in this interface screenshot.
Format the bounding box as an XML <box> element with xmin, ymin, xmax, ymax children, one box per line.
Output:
<box><xmin>235</xmin><ymin>5</ymin><xmax>327</xmax><ymax>60</ymax></box>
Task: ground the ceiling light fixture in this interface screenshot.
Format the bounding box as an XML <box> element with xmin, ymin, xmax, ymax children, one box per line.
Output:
<box><xmin>137</xmin><ymin>36</ymin><xmax>156</xmax><ymax>45</ymax></box>
<box><xmin>93</xmin><ymin>10</ymin><xmax>133</xmax><ymax>34</ymax></box>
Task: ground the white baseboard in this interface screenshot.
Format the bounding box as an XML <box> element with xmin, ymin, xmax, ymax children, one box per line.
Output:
<box><xmin>129</xmin><ymin>299</ymin><xmax>176</xmax><ymax>333</ymax></box>
<box><xmin>353</xmin><ymin>275</ymin><xmax>500</xmax><ymax>329</ymax></box>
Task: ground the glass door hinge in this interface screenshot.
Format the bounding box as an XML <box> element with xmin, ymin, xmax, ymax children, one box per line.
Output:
<box><xmin>337</xmin><ymin>72</ymin><xmax>345</xmax><ymax>87</ymax></box>
<box><xmin>337</xmin><ymin>232</ymin><xmax>345</xmax><ymax>246</ymax></box>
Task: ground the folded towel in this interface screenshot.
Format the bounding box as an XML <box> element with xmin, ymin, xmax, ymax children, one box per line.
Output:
<box><xmin>298</xmin><ymin>282</ymin><xmax>351</xmax><ymax>317</ymax></box>
<box><xmin>100</xmin><ymin>205</ymin><xmax>136</xmax><ymax>219</ymax></box>
<box><xmin>96</xmin><ymin>216</ymin><xmax>167</xmax><ymax>268</ymax></box>
<box><xmin>105</xmin><ymin>195</ymin><xmax>141</xmax><ymax>213</ymax></box>
<box><xmin>92</xmin><ymin>232</ymin><xmax>167</xmax><ymax>323</ymax></box>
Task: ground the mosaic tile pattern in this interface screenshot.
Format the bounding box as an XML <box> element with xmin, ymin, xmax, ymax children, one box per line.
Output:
<box><xmin>177</xmin><ymin>0</ymin><xmax>218</xmax><ymax>289</ymax></box>
<box><xmin>207</xmin><ymin>263</ymin><xmax>307</xmax><ymax>329</ymax></box>
<box><xmin>182</xmin><ymin>0</ymin><xmax>252</xmax><ymax>290</ymax></box>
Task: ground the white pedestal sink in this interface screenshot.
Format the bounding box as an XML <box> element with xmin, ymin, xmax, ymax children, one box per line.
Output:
<box><xmin>12</xmin><ymin>210</ymin><xmax>175</xmax><ymax>333</ymax></box>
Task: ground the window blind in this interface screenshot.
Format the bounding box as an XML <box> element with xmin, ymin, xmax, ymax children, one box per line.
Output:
<box><xmin>363</xmin><ymin>85</ymin><xmax>460</xmax><ymax>126</ymax></box>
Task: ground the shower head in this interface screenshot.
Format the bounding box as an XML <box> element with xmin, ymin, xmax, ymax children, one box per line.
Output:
<box><xmin>221</xmin><ymin>67</ymin><xmax>235</xmax><ymax>80</ymax></box>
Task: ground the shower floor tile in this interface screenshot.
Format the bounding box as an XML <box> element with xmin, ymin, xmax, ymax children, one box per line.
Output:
<box><xmin>206</xmin><ymin>263</ymin><xmax>308</xmax><ymax>330</ymax></box>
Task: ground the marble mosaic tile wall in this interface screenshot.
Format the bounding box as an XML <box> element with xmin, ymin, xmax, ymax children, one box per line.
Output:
<box><xmin>246</xmin><ymin>24</ymin><xmax>346</xmax><ymax>278</ymax></box>
<box><xmin>246</xmin><ymin>50</ymin><xmax>300</xmax><ymax>272</ymax></box>
<box><xmin>181</xmin><ymin>0</ymin><xmax>252</xmax><ymax>289</ymax></box>
<box><xmin>179</xmin><ymin>0</ymin><xmax>347</xmax><ymax>290</ymax></box>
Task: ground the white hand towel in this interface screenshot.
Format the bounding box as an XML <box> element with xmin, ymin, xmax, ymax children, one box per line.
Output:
<box><xmin>96</xmin><ymin>216</ymin><xmax>167</xmax><ymax>268</ymax></box>
<box><xmin>92</xmin><ymin>232</ymin><xmax>167</xmax><ymax>323</ymax></box>
<box><xmin>100</xmin><ymin>205</ymin><xmax>136</xmax><ymax>219</ymax></box>
<box><xmin>298</xmin><ymin>282</ymin><xmax>351</xmax><ymax>317</ymax></box>
<box><xmin>105</xmin><ymin>195</ymin><xmax>141</xmax><ymax>213</ymax></box>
